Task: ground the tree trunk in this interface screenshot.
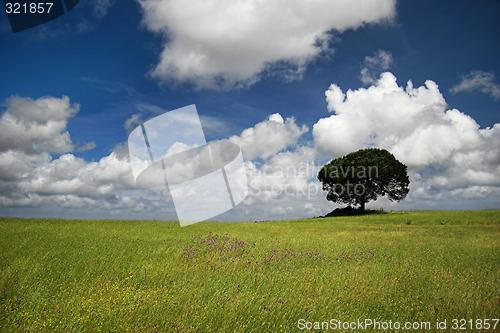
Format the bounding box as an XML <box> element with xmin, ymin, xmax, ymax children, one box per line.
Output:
<box><xmin>360</xmin><ymin>200</ymin><xmax>365</xmax><ymax>213</ymax></box>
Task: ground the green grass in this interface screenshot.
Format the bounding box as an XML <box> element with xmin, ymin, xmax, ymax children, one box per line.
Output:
<box><xmin>0</xmin><ymin>211</ymin><xmax>499</xmax><ymax>332</ymax></box>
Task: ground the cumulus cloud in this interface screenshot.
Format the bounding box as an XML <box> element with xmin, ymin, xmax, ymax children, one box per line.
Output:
<box><xmin>313</xmin><ymin>72</ymin><xmax>500</xmax><ymax>205</ymax></box>
<box><xmin>0</xmin><ymin>96</ymin><xmax>78</xmax><ymax>154</ymax></box>
<box><xmin>450</xmin><ymin>70</ymin><xmax>500</xmax><ymax>99</ymax></box>
<box><xmin>13</xmin><ymin>153</ymin><xmax>134</xmax><ymax>199</ymax></box>
<box><xmin>360</xmin><ymin>50</ymin><xmax>393</xmax><ymax>85</ymax></box>
<box><xmin>138</xmin><ymin>0</ymin><xmax>396</xmax><ymax>90</ymax></box>
<box><xmin>222</xmin><ymin>114</ymin><xmax>329</xmax><ymax>219</ymax></box>
<box><xmin>0</xmin><ymin>95</ymin><xmax>324</xmax><ymax>220</ymax></box>
<box><xmin>0</xmin><ymin>96</ymin><xmax>98</xmax><ymax>155</ymax></box>
<box><xmin>0</xmin><ymin>96</ymin><xmax>148</xmax><ymax>217</ymax></box>
<box><xmin>229</xmin><ymin>113</ymin><xmax>308</xmax><ymax>160</ymax></box>
<box><xmin>245</xmin><ymin>147</ymin><xmax>317</xmax><ymax>202</ymax></box>
<box><xmin>227</xmin><ymin>146</ymin><xmax>330</xmax><ymax>220</ymax></box>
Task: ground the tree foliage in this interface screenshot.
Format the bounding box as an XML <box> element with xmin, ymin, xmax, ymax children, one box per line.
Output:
<box><xmin>317</xmin><ymin>148</ymin><xmax>409</xmax><ymax>212</ymax></box>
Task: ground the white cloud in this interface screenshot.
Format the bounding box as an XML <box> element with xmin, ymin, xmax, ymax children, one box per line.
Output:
<box><xmin>313</xmin><ymin>72</ymin><xmax>500</xmax><ymax>205</ymax></box>
<box><xmin>245</xmin><ymin>146</ymin><xmax>317</xmax><ymax>202</ymax></box>
<box><xmin>450</xmin><ymin>70</ymin><xmax>500</xmax><ymax>99</ymax></box>
<box><xmin>77</xmin><ymin>141</ymin><xmax>97</xmax><ymax>152</ymax></box>
<box><xmin>229</xmin><ymin>113</ymin><xmax>308</xmax><ymax>160</ymax></box>
<box><xmin>17</xmin><ymin>153</ymin><xmax>135</xmax><ymax>198</ymax></box>
<box><xmin>225</xmin><ymin>145</ymin><xmax>331</xmax><ymax>220</ymax></box>
<box><xmin>0</xmin><ymin>96</ymin><xmax>78</xmax><ymax>154</ymax></box>
<box><xmin>0</xmin><ymin>143</ymin><xmax>162</xmax><ymax>217</ymax></box>
<box><xmin>138</xmin><ymin>0</ymin><xmax>396</xmax><ymax>90</ymax></box>
<box><xmin>360</xmin><ymin>50</ymin><xmax>393</xmax><ymax>85</ymax></box>
<box><xmin>0</xmin><ymin>150</ymin><xmax>51</xmax><ymax>182</ymax></box>
<box><xmin>223</xmin><ymin>118</ymin><xmax>332</xmax><ymax>219</ymax></box>
<box><xmin>0</xmin><ymin>96</ymin><xmax>151</xmax><ymax>218</ymax></box>
<box><xmin>0</xmin><ymin>96</ymin><xmax>320</xmax><ymax>220</ymax></box>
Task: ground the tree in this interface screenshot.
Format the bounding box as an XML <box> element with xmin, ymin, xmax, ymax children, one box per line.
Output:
<box><xmin>317</xmin><ymin>148</ymin><xmax>409</xmax><ymax>213</ymax></box>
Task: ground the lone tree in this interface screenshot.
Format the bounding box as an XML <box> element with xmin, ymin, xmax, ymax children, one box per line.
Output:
<box><xmin>318</xmin><ymin>148</ymin><xmax>409</xmax><ymax>213</ymax></box>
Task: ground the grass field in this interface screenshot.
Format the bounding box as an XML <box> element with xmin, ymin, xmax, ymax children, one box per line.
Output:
<box><xmin>0</xmin><ymin>211</ymin><xmax>499</xmax><ymax>332</ymax></box>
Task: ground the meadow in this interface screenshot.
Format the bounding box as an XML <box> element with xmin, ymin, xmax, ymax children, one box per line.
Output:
<box><xmin>0</xmin><ymin>211</ymin><xmax>499</xmax><ymax>332</ymax></box>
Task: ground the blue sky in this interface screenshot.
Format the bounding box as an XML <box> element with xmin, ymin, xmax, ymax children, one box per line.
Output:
<box><xmin>0</xmin><ymin>0</ymin><xmax>499</xmax><ymax>221</ymax></box>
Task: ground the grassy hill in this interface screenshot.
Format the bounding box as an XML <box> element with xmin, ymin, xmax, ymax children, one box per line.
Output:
<box><xmin>1</xmin><ymin>211</ymin><xmax>499</xmax><ymax>332</ymax></box>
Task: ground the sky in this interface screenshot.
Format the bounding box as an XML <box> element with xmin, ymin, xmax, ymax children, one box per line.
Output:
<box><xmin>0</xmin><ymin>0</ymin><xmax>499</xmax><ymax>222</ymax></box>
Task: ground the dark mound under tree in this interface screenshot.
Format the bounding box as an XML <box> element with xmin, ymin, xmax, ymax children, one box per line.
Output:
<box><xmin>318</xmin><ymin>148</ymin><xmax>409</xmax><ymax>213</ymax></box>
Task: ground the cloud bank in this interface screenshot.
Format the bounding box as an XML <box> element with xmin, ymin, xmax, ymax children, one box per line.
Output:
<box><xmin>0</xmin><ymin>96</ymin><xmax>142</xmax><ymax>217</ymax></box>
<box><xmin>0</xmin><ymin>96</ymin><xmax>78</xmax><ymax>154</ymax></box>
<box><xmin>138</xmin><ymin>0</ymin><xmax>396</xmax><ymax>90</ymax></box>
<box><xmin>1</xmin><ymin>71</ymin><xmax>498</xmax><ymax>221</ymax></box>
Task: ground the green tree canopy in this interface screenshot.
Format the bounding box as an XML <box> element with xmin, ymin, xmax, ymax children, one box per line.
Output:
<box><xmin>317</xmin><ymin>148</ymin><xmax>410</xmax><ymax>212</ymax></box>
